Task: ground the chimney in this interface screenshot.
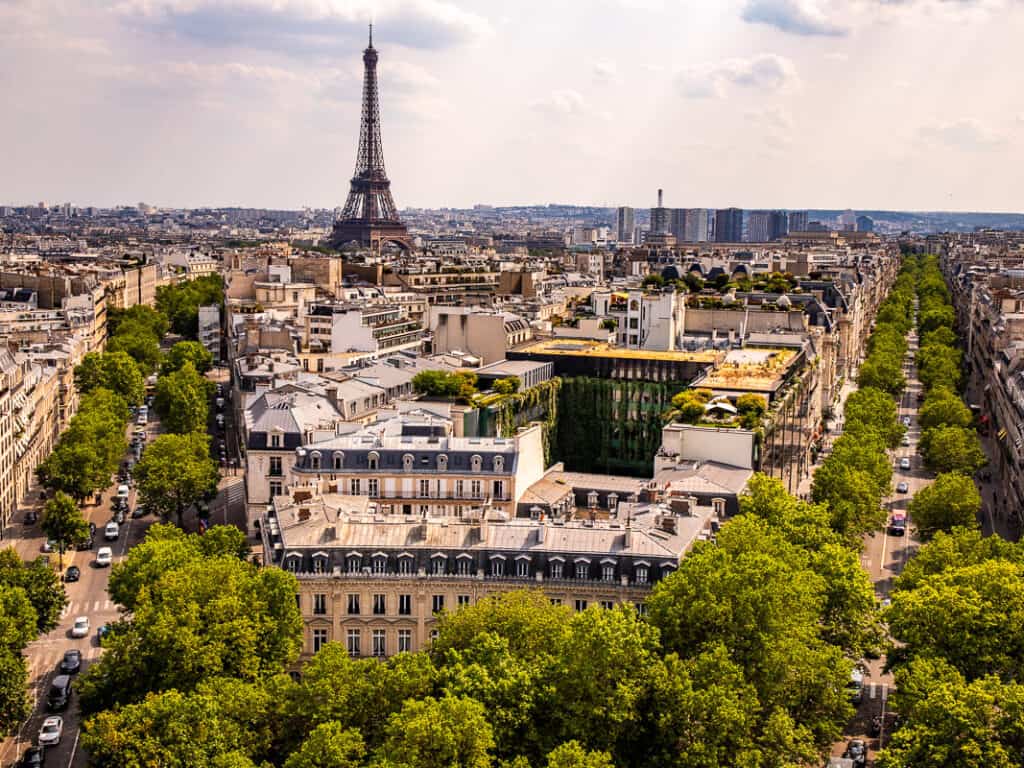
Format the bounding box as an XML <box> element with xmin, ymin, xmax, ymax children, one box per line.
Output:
<box><xmin>325</xmin><ymin>386</ymin><xmax>339</xmax><ymax>411</ymax></box>
<box><xmin>657</xmin><ymin>188</ymin><xmax>663</xmax><ymax>207</ymax></box>
<box><xmin>623</xmin><ymin>515</ymin><xmax>632</xmax><ymax>549</ymax></box>
<box><xmin>537</xmin><ymin>515</ymin><xmax>546</xmax><ymax>544</ymax></box>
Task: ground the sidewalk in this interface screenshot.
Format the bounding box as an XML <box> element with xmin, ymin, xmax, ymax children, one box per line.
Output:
<box><xmin>796</xmin><ymin>375</ymin><xmax>859</xmax><ymax>498</ymax></box>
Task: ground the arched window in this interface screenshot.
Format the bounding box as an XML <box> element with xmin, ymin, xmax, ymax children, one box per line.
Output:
<box><xmin>470</xmin><ymin>455</ymin><xmax>482</xmax><ymax>472</ymax></box>
<box><xmin>437</xmin><ymin>454</ymin><xmax>448</xmax><ymax>471</ymax></box>
<box><xmin>368</xmin><ymin>452</ymin><xmax>379</xmax><ymax>471</ymax></box>
<box><xmin>309</xmin><ymin>451</ymin><xmax>321</xmax><ymax>471</ymax></box>
<box><xmin>493</xmin><ymin>455</ymin><xmax>504</xmax><ymax>472</ymax></box>
<box><xmin>333</xmin><ymin>452</ymin><xmax>344</xmax><ymax>470</ymax></box>
<box><xmin>403</xmin><ymin>454</ymin><xmax>414</xmax><ymax>472</ymax></box>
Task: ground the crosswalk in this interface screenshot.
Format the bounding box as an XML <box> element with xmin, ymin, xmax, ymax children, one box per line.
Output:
<box><xmin>60</xmin><ymin>599</ymin><xmax>116</xmax><ymax>618</ymax></box>
<box><xmin>28</xmin><ymin>644</ymin><xmax>105</xmax><ymax>679</ymax></box>
<box><xmin>868</xmin><ymin>682</ymin><xmax>890</xmax><ymax>701</ymax></box>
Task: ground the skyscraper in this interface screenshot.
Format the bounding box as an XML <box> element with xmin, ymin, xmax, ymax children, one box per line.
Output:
<box><xmin>328</xmin><ymin>25</ymin><xmax>410</xmax><ymax>251</ymax></box>
<box><xmin>650</xmin><ymin>189</ymin><xmax>670</xmax><ymax>235</ymax></box>
<box><xmin>768</xmin><ymin>210</ymin><xmax>789</xmax><ymax>240</ymax></box>
<box><xmin>747</xmin><ymin>211</ymin><xmax>771</xmax><ymax>242</ymax></box>
<box><xmin>683</xmin><ymin>209</ymin><xmax>709</xmax><ymax>242</ymax></box>
<box><xmin>715</xmin><ymin>208</ymin><xmax>743</xmax><ymax>243</ymax></box>
<box><xmin>615</xmin><ymin>207</ymin><xmax>635</xmax><ymax>243</ymax></box>
<box><xmin>856</xmin><ymin>215</ymin><xmax>874</xmax><ymax>233</ymax></box>
<box><xmin>788</xmin><ymin>211</ymin><xmax>809</xmax><ymax>232</ymax></box>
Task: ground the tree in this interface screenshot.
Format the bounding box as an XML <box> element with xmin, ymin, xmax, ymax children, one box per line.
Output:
<box><xmin>886</xmin><ymin>559</ymin><xmax>1024</xmax><ymax>680</ymax></box>
<box><xmin>75</xmin><ymin>351</ymin><xmax>146</xmax><ymax>405</ymax></box>
<box><xmin>641</xmin><ymin>274</ymin><xmax>665</xmax><ymax>289</ymax></box>
<box><xmin>0</xmin><ymin>550</ymin><xmax>66</xmax><ymax>632</ymax></box>
<box><xmin>916</xmin><ymin>342</ymin><xmax>962</xmax><ymax>392</ymax></box>
<box><xmin>77</xmin><ymin>556</ymin><xmax>302</xmax><ymax>715</ymax></box>
<box><xmin>82</xmin><ymin>678</ymin><xmax>274</xmax><ymax>768</ymax></box>
<box><xmin>107</xmin><ymin>524</ymin><xmax>202</xmax><ymax>609</ymax></box>
<box><xmin>735</xmin><ymin>393</ymin><xmax>767</xmax><ymax>429</ymax></box>
<box><xmin>135</xmin><ymin>433</ymin><xmax>219</xmax><ymax>524</ymax></box>
<box><xmin>907</xmin><ymin>473</ymin><xmax>981</xmax><ymax>540</ymax></box>
<box><xmin>412</xmin><ymin>371</ymin><xmax>478</xmax><ymax>402</ymax></box>
<box><xmin>375</xmin><ymin>695</ymin><xmax>495</xmax><ymax>768</ymax></box>
<box><xmin>599</xmin><ymin>318</ymin><xmax>617</xmax><ymax>331</ymax></box>
<box><xmin>492</xmin><ymin>377</ymin><xmax>520</xmax><ymax>396</ymax></box>
<box><xmin>284</xmin><ymin>723</ymin><xmax>366</xmax><ymax>768</ymax></box>
<box><xmin>918</xmin><ymin>305</ymin><xmax>955</xmax><ymax>336</ymax></box>
<box><xmin>896</xmin><ymin>527</ymin><xmax>1024</xmax><ymax>592</ymax></box>
<box><xmin>156</xmin><ymin>275</ymin><xmax>224</xmax><ymax>338</ymax></box>
<box><xmin>0</xmin><ymin>585</ymin><xmax>40</xmax><ymax>654</ymax></box>
<box><xmin>876</xmin><ymin>657</ymin><xmax>1024</xmax><ymax>768</ymax></box>
<box><xmin>161</xmin><ymin>341</ymin><xmax>214</xmax><ymax>377</ymax></box>
<box><xmin>670</xmin><ymin>389</ymin><xmax>712</xmax><ymax>424</ymax></box>
<box><xmin>857</xmin><ymin>355</ymin><xmax>906</xmax><ymax>396</ymax></box>
<box><xmin>919</xmin><ymin>387</ymin><xmax>973</xmax><ymax>430</ymax></box>
<box><xmin>921</xmin><ymin>326</ymin><xmax>957</xmax><ymax>349</ymax></box>
<box><xmin>843</xmin><ymin>387</ymin><xmax>904</xmax><ymax>448</ymax></box>
<box><xmin>107</xmin><ymin>321</ymin><xmax>162</xmax><ymax>374</ymax></box>
<box><xmin>108</xmin><ymin>304</ymin><xmax>170</xmax><ymax>339</ymax></box>
<box><xmin>545</xmin><ymin>742</ymin><xmax>615</xmax><ymax>768</ymax></box>
<box><xmin>41</xmin><ymin>491</ymin><xmax>91</xmax><ymax>570</ymax></box>
<box><xmin>921</xmin><ymin>425</ymin><xmax>986</xmax><ymax>475</ymax></box>
<box><xmin>154</xmin><ymin>361</ymin><xmax>211</xmax><ymax>434</ymax></box>
<box><xmin>0</xmin><ymin>651</ymin><xmax>29</xmax><ymax>737</ymax></box>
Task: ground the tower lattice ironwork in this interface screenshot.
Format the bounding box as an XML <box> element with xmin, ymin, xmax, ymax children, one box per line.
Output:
<box><xmin>329</xmin><ymin>25</ymin><xmax>410</xmax><ymax>251</ymax></box>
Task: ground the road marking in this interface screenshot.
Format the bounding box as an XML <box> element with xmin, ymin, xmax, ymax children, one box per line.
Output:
<box><xmin>66</xmin><ymin>725</ymin><xmax>80</xmax><ymax>768</ymax></box>
<box><xmin>869</xmin><ymin>683</ymin><xmax>877</xmax><ymax>700</ymax></box>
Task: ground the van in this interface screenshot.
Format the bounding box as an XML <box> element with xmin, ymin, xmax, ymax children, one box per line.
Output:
<box><xmin>116</xmin><ymin>485</ymin><xmax>129</xmax><ymax>500</ymax></box>
<box><xmin>847</xmin><ymin>668</ymin><xmax>864</xmax><ymax>705</ymax></box>
<box><xmin>47</xmin><ymin>674</ymin><xmax>72</xmax><ymax>711</ymax></box>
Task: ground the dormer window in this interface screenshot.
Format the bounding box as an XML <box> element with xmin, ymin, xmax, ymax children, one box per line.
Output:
<box><xmin>587</xmin><ymin>491</ymin><xmax>599</xmax><ymax>509</ymax></box>
<box><xmin>309</xmin><ymin>451</ymin><xmax>321</xmax><ymax>471</ymax></box>
<box><xmin>470</xmin><ymin>455</ymin><xmax>482</xmax><ymax>472</ymax></box>
<box><xmin>607</xmin><ymin>493</ymin><xmax>619</xmax><ymax>513</ymax></box>
<box><xmin>312</xmin><ymin>553</ymin><xmax>329</xmax><ymax>574</ymax></box>
<box><xmin>347</xmin><ymin>554</ymin><xmax>361</xmax><ymax>574</ymax></box>
<box><xmin>368</xmin><ymin>452</ymin><xmax>379</xmax><ymax>471</ymax></box>
<box><xmin>333</xmin><ymin>453</ymin><xmax>344</xmax><ymax>470</ymax></box>
<box><xmin>269</xmin><ymin>433</ymin><xmax>281</xmax><ymax>449</ymax></box>
<box><xmin>403</xmin><ymin>454</ymin><xmax>414</xmax><ymax>472</ymax></box>
<box><xmin>493</xmin><ymin>455</ymin><xmax>504</xmax><ymax>472</ymax></box>
<box><xmin>437</xmin><ymin>454</ymin><xmax>448</xmax><ymax>471</ymax></box>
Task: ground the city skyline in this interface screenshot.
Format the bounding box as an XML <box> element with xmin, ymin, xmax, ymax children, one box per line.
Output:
<box><xmin>2</xmin><ymin>0</ymin><xmax>1023</xmax><ymax>211</ymax></box>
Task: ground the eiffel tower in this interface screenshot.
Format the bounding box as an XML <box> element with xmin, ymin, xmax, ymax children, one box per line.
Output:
<box><xmin>328</xmin><ymin>25</ymin><xmax>411</xmax><ymax>252</ymax></box>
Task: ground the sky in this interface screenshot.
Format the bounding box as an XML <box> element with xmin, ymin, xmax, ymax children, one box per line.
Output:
<box><xmin>2</xmin><ymin>0</ymin><xmax>1023</xmax><ymax>212</ymax></box>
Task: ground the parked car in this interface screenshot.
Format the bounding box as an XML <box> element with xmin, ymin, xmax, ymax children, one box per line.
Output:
<box><xmin>113</xmin><ymin>509</ymin><xmax>125</xmax><ymax>525</ymax></box>
<box><xmin>70</xmin><ymin>616</ymin><xmax>89</xmax><ymax>638</ymax></box>
<box><xmin>896</xmin><ymin>481</ymin><xmax>909</xmax><ymax>493</ymax></box>
<box><xmin>40</xmin><ymin>540</ymin><xmax>54</xmax><ymax>553</ymax></box>
<box><xmin>24</xmin><ymin>510</ymin><xmax>38</xmax><ymax>525</ymax></box>
<box><xmin>95</xmin><ymin>547</ymin><xmax>112</xmax><ymax>567</ymax></box>
<box><xmin>62</xmin><ymin>566</ymin><xmax>80</xmax><ymax>583</ymax></box>
<box><xmin>902</xmin><ymin>416</ymin><xmax>912</xmax><ymax>427</ymax></box>
<box><xmin>215</xmin><ymin>397</ymin><xmax>225</xmax><ymax>410</ymax></box>
<box><xmin>59</xmin><ymin>649</ymin><xmax>81</xmax><ymax>675</ymax></box>
<box><xmin>97</xmin><ymin>623</ymin><xmax>113</xmax><ymax>645</ymax></box>
<box><xmin>19</xmin><ymin>746</ymin><xmax>44</xmax><ymax>767</ymax></box>
<box><xmin>847</xmin><ymin>668</ymin><xmax>864</xmax><ymax>704</ymax></box>
<box><xmin>843</xmin><ymin>739</ymin><xmax>867</xmax><ymax>768</ymax></box>
<box><xmin>899</xmin><ymin>457</ymin><xmax>911</xmax><ymax>471</ymax></box>
<box><xmin>901</xmin><ymin>434</ymin><xmax>911</xmax><ymax>446</ymax></box>
<box><xmin>104</xmin><ymin>521</ymin><xmax>119</xmax><ymax>541</ymax></box>
<box><xmin>116</xmin><ymin>484</ymin><xmax>130</xmax><ymax>501</ymax></box>
<box><xmin>46</xmin><ymin>674</ymin><xmax>72</xmax><ymax>711</ymax></box>
<box><xmin>37</xmin><ymin>716</ymin><xmax>63</xmax><ymax>746</ymax></box>
<box><xmin>131</xmin><ymin>504</ymin><xmax>146</xmax><ymax>519</ymax></box>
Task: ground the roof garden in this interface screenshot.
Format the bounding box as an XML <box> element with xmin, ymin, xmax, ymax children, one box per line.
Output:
<box><xmin>695</xmin><ymin>347</ymin><xmax>800</xmax><ymax>394</ymax></box>
<box><xmin>516</xmin><ymin>338</ymin><xmax>720</xmax><ymax>363</ymax></box>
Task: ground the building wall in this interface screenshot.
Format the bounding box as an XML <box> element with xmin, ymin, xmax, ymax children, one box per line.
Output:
<box><xmin>293</xmin><ymin>574</ymin><xmax>651</xmax><ymax>657</ymax></box>
<box><xmin>657</xmin><ymin>423</ymin><xmax>755</xmax><ymax>470</ymax></box>
<box><xmin>430</xmin><ymin>309</ymin><xmax>509</xmax><ymax>365</ymax></box>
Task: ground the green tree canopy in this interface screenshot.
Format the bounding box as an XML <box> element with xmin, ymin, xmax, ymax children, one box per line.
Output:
<box><xmin>41</xmin><ymin>491</ymin><xmax>91</xmax><ymax>570</ymax></box>
<box><xmin>161</xmin><ymin>340</ymin><xmax>215</xmax><ymax>376</ymax></box>
<box><xmin>107</xmin><ymin>320</ymin><xmax>162</xmax><ymax>374</ymax></box>
<box><xmin>0</xmin><ymin>549</ymin><xmax>65</xmax><ymax>632</ymax></box>
<box><xmin>75</xmin><ymin>350</ymin><xmax>146</xmax><ymax>405</ymax></box>
<box><xmin>895</xmin><ymin>527</ymin><xmax>1024</xmax><ymax>592</ymax></box>
<box><xmin>916</xmin><ymin>342</ymin><xmax>962</xmax><ymax>392</ymax></box>
<box><xmin>77</xmin><ymin>554</ymin><xmax>302</xmax><ymax>715</ymax></box>
<box><xmin>283</xmin><ymin>722</ymin><xmax>366</xmax><ymax>768</ymax></box>
<box><xmin>135</xmin><ymin>433</ymin><xmax>219</xmax><ymax>524</ymax></box>
<box><xmin>412</xmin><ymin>370</ymin><xmax>478</xmax><ymax>402</ymax></box>
<box><xmin>907</xmin><ymin>472</ymin><xmax>981</xmax><ymax>540</ymax></box>
<box><xmin>544</xmin><ymin>741</ymin><xmax>615</xmax><ymax>768</ymax></box>
<box><xmin>919</xmin><ymin>386</ymin><xmax>973</xmax><ymax>430</ymax></box>
<box><xmin>0</xmin><ymin>651</ymin><xmax>29</xmax><ymax>738</ymax></box>
<box><xmin>921</xmin><ymin>425</ymin><xmax>986</xmax><ymax>475</ymax></box>
<box><xmin>156</xmin><ymin>275</ymin><xmax>224</xmax><ymax>338</ymax></box>
<box><xmin>843</xmin><ymin>386</ymin><xmax>904</xmax><ymax>448</ymax></box>
<box><xmin>154</xmin><ymin>360</ymin><xmax>212</xmax><ymax>434</ymax></box>
<box><xmin>108</xmin><ymin>304</ymin><xmax>170</xmax><ymax>339</ymax></box>
<box><xmin>375</xmin><ymin>695</ymin><xmax>495</xmax><ymax>768</ymax></box>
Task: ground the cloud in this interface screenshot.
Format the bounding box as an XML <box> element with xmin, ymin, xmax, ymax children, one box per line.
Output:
<box><xmin>114</xmin><ymin>0</ymin><xmax>492</xmax><ymax>55</ymax></box>
<box><xmin>742</xmin><ymin>0</ymin><xmax>848</xmax><ymax>36</ymax></box>
<box><xmin>531</xmin><ymin>89</ymin><xmax>587</xmax><ymax>116</ymax></box>
<box><xmin>745</xmin><ymin>106</ymin><xmax>795</xmax><ymax>131</ymax></box>
<box><xmin>592</xmin><ymin>59</ymin><xmax>619</xmax><ymax>85</ymax></box>
<box><xmin>676</xmin><ymin>54</ymin><xmax>799</xmax><ymax>99</ymax></box>
<box><xmin>919</xmin><ymin>118</ymin><xmax>1006</xmax><ymax>150</ymax></box>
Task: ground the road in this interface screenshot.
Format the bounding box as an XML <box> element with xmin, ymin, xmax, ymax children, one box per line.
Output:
<box><xmin>0</xmin><ymin>417</ymin><xmax>162</xmax><ymax>768</ymax></box>
<box><xmin>829</xmin><ymin>315</ymin><xmax>932</xmax><ymax>764</ymax></box>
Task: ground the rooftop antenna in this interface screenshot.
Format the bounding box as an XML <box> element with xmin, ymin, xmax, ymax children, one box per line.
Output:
<box><xmin>368</xmin><ymin>22</ymin><xmax>373</xmax><ymax>47</ymax></box>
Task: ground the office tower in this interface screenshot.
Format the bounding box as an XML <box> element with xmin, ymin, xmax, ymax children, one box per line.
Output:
<box><xmin>650</xmin><ymin>189</ymin><xmax>670</xmax><ymax>235</ymax></box>
<box><xmin>715</xmin><ymin>208</ymin><xmax>743</xmax><ymax>242</ymax></box>
<box><xmin>747</xmin><ymin>211</ymin><xmax>771</xmax><ymax>242</ymax></box>
<box><xmin>837</xmin><ymin>209</ymin><xmax>857</xmax><ymax>232</ymax></box>
<box><xmin>856</xmin><ymin>215</ymin><xmax>874</xmax><ymax>233</ymax></box>
<box><xmin>768</xmin><ymin>210</ymin><xmax>789</xmax><ymax>240</ymax></box>
<box><xmin>683</xmin><ymin>208</ymin><xmax>709</xmax><ymax>242</ymax></box>
<box><xmin>616</xmin><ymin>207</ymin><xmax>635</xmax><ymax>243</ymax></box>
<box><xmin>788</xmin><ymin>211</ymin><xmax>809</xmax><ymax>232</ymax></box>
<box><xmin>669</xmin><ymin>208</ymin><xmax>686</xmax><ymax>240</ymax></box>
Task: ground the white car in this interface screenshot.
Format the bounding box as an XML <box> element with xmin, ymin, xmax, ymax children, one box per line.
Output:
<box><xmin>70</xmin><ymin>616</ymin><xmax>89</xmax><ymax>638</ymax></box>
<box><xmin>104</xmin><ymin>521</ymin><xmax>119</xmax><ymax>541</ymax></box>
<box><xmin>902</xmin><ymin>416</ymin><xmax>912</xmax><ymax>427</ymax></box>
<box><xmin>899</xmin><ymin>457</ymin><xmax>911</xmax><ymax>471</ymax></box>
<box><xmin>96</xmin><ymin>547</ymin><xmax>112</xmax><ymax>567</ymax></box>
<box><xmin>38</xmin><ymin>715</ymin><xmax>63</xmax><ymax>746</ymax></box>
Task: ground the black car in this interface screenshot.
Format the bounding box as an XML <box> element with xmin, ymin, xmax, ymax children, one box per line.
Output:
<box><xmin>844</xmin><ymin>739</ymin><xmax>867</xmax><ymax>768</ymax></box>
<box><xmin>46</xmin><ymin>675</ymin><xmax>71</xmax><ymax>711</ymax></box>
<box><xmin>113</xmin><ymin>510</ymin><xmax>126</xmax><ymax>525</ymax></box>
<box><xmin>63</xmin><ymin>566</ymin><xmax>80</xmax><ymax>583</ymax></box>
<box><xmin>19</xmin><ymin>746</ymin><xmax>44</xmax><ymax>767</ymax></box>
<box><xmin>76</xmin><ymin>536</ymin><xmax>94</xmax><ymax>551</ymax></box>
<box><xmin>24</xmin><ymin>510</ymin><xmax>38</xmax><ymax>525</ymax></box>
<box><xmin>59</xmin><ymin>649</ymin><xmax>82</xmax><ymax>675</ymax></box>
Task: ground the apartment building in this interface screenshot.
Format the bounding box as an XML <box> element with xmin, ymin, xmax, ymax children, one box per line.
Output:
<box><xmin>304</xmin><ymin>303</ymin><xmax>424</xmax><ymax>358</ymax></box>
<box><xmin>262</xmin><ymin>491</ymin><xmax>709</xmax><ymax>657</ymax></box>
<box><xmin>428</xmin><ymin>307</ymin><xmax>532</xmax><ymax>364</ymax></box>
<box><xmin>590</xmin><ymin>288</ymin><xmax>686</xmax><ymax>351</ymax></box>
